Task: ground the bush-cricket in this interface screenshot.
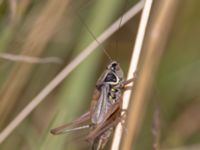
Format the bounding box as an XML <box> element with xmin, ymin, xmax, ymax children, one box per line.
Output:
<box><xmin>50</xmin><ymin>1</ymin><xmax>136</xmax><ymax>149</ymax></box>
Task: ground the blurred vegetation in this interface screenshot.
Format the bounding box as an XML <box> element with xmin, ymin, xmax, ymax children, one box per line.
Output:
<box><xmin>0</xmin><ymin>0</ymin><xmax>199</xmax><ymax>150</ymax></box>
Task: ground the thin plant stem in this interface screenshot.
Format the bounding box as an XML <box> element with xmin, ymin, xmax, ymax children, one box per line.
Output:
<box><xmin>0</xmin><ymin>53</ymin><xmax>62</xmax><ymax>64</ymax></box>
<box><xmin>152</xmin><ymin>105</ymin><xmax>161</xmax><ymax>150</ymax></box>
<box><xmin>163</xmin><ymin>144</ymin><xmax>200</xmax><ymax>150</ymax></box>
<box><xmin>121</xmin><ymin>0</ymin><xmax>180</xmax><ymax>149</ymax></box>
<box><xmin>9</xmin><ymin>0</ymin><xmax>17</xmax><ymax>23</ymax></box>
<box><xmin>111</xmin><ymin>0</ymin><xmax>153</xmax><ymax>149</ymax></box>
<box><xmin>0</xmin><ymin>1</ymin><xmax>144</xmax><ymax>144</ymax></box>
<box><xmin>0</xmin><ymin>0</ymin><xmax>71</xmax><ymax>128</ymax></box>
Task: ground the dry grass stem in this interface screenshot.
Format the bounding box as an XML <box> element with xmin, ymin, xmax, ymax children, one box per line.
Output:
<box><xmin>0</xmin><ymin>52</ymin><xmax>62</xmax><ymax>64</ymax></box>
<box><xmin>9</xmin><ymin>0</ymin><xmax>17</xmax><ymax>22</ymax></box>
<box><xmin>0</xmin><ymin>0</ymin><xmax>70</xmax><ymax>130</ymax></box>
<box><xmin>121</xmin><ymin>0</ymin><xmax>180</xmax><ymax>150</ymax></box>
<box><xmin>0</xmin><ymin>1</ymin><xmax>144</xmax><ymax>144</ymax></box>
<box><xmin>164</xmin><ymin>144</ymin><xmax>200</xmax><ymax>150</ymax></box>
<box><xmin>152</xmin><ymin>106</ymin><xmax>161</xmax><ymax>150</ymax></box>
<box><xmin>111</xmin><ymin>0</ymin><xmax>152</xmax><ymax>149</ymax></box>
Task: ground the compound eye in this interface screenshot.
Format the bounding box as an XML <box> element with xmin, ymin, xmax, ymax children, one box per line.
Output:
<box><xmin>104</xmin><ymin>73</ymin><xmax>117</xmax><ymax>83</ymax></box>
<box><xmin>111</xmin><ymin>63</ymin><xmax>117</xmax><ymax>71</ymax></box>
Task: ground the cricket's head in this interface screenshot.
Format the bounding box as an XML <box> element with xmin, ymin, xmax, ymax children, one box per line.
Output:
<box><xmin>104</xmin><ymin>61</ymin><xmax>124</xmax><ymax>85</ymax></box>
<box><xmin>107</xmin><ymin>61</ymin><xmax>119</xmax><ymax>70</ymax></box>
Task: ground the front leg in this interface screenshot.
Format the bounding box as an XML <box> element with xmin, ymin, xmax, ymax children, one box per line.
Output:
<box><xmin>123</xmin><ymin>85</ymin><xmax>133</xmax><ymax>91</ymax></box>
<box><xmin>121</xmin><ymin>72</ymin><xmax>137</xmax><ymax>89</ymax></box>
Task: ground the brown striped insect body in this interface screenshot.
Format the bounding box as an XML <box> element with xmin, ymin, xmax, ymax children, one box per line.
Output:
<box><xmin>50</xmin><ymin>61</ymin><xmax>133</xmax><ymax>150</ymax></box>
<box><xmin>91</xmin><ymin>61</ymin><xmax>124</xmax><ymax>124</ymax></box>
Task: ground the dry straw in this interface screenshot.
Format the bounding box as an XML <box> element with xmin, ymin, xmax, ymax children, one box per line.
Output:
<box><xmin>0</xmin><ymin>53</ymin><xmax>62</xmax><ymax>64</ymax></box>
<box><xmin>117</xmin><ymin>0</ymin><xmax>180</xmax><ymax>150</ymax></box>
<box><xmin>111</xmin><ymin>0</ymin><xmax>153</xmax><ymax>149</ymax></box>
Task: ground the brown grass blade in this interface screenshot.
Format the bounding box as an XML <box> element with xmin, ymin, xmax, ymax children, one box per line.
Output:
<box><xmin>0</xmin><ymin>52</ymin><xmax>62</xmax><ymax>64</ymax></box>
<box><xmin>152</xmin><ymin>105</ymin><xmax>161</xmax><ymax>150</ymax></box>
<box><xmin>111</xmin><ymin>0</ymin><xmax>151</xmax><ymax>149</ymax></box>
<box><xmin>121</xmin><ymin>0</ymin><xmax>181</xmax><ymax>150</ymax></box>
<box><xmin>0</xmin><ymin>0</ymin><xmax>70</xmax><ymax>128</ymax></box>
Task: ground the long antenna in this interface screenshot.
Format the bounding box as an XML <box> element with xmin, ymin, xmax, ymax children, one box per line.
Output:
<box><xmin>78</xmin><ymin>13</ymin><xmax>113</xmax><ymax>62</ymax></box>
<box><xmin>116</xmin><ymin>0</ymin><xmax>129</xmax><ymax>55</ymax></box>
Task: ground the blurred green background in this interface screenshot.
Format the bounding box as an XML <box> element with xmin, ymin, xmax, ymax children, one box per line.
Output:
<box><xmin>0</xmin><ymin>0</ymin><xmax>199</xmax><ymax>150</ymax></box>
